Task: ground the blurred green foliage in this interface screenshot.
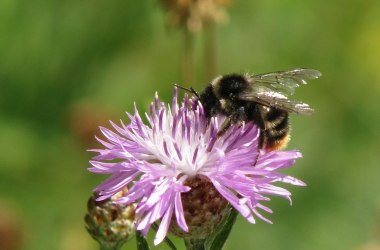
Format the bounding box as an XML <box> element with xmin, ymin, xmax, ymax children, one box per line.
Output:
<box><xmin>1</xmin><ymin>0</ymin><xmax>380</xmax><ymax>249</ymax></box>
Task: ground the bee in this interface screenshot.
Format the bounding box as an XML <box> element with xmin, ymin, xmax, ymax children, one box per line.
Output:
<box><xmin>176</xmin><ymin>68</ymin><xmax>321</xmax><ymax>151</ymax></box>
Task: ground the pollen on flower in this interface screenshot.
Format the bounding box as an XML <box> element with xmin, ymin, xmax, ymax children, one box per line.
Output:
<box><xmin>88</xmin><ymin>87</ymin><xmax>305</xmax><ymax>245</ymax></box>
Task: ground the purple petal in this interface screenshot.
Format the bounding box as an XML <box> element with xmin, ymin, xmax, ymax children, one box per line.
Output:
<box><xmin>154</xmin><ymin>203</ymin><xmax>174</xmax><ymax>245</ymax></box>
<box><xmin>174</xmin><ymin>192</ymin><xmax>189</xmax><ymax>232</ymax></box>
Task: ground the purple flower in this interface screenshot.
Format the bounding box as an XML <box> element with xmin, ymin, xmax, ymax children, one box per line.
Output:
<box><xmin>88</xmin><ymin>88</ymin><xmax>305</xmax><ymax>245</ymax></box>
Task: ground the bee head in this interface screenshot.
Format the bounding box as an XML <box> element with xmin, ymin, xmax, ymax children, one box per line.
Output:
<box><xmin>214</xmin><ymin>74</ymin><xmax>250</xmax><ymax>100</ymax></box>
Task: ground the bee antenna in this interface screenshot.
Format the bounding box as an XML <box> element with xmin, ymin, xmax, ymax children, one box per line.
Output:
<box><xmin>174</xmin><ymin>84</ymin><xmax>199</xmax><ymax>98</ymax></box>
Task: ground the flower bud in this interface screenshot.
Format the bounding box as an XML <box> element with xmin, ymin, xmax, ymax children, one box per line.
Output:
<box><xmin>84</xmin><ymin>189</ymin><xmax>136</xmax><ymax>249</ymax></box>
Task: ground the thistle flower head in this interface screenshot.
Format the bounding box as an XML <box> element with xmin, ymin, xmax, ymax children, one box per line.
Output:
<box><xmin>89</xmin><ymin>88</ymin><xmax>305</xmax><ymax>245</ymax></box>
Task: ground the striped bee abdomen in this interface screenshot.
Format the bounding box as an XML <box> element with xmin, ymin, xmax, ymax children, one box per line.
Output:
<box><xmin>262</xmin><ymin>108</ymin><xmax>290</xmax><ymax>151</ymax></box>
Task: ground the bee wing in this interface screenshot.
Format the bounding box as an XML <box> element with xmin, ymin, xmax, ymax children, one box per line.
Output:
<box><xmin>240</xmin><ymin>92</ymin><xmax>314</xmax><ymax>115</ymax></box>
<box><xmin>238</xmin><ymin>68</ymin><xmax>319</xmax><ymax>115</ymax></box>
<box><xmin>249</xmin><ymin>68</ymin><xmax>321</xmax><ymax>95</ymax></box>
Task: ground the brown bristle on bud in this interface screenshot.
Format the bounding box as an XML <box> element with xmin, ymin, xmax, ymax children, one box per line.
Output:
<box><xmin>170</xmin><ymin>175</ymin><xmax>229</xmax><ymax>239</ymax></box>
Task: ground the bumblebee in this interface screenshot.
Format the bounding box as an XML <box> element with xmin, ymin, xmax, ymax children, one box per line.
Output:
<box><xmin>176</xmin><ymin>68</ymin><xmax>321</xmax><ymax>151</ymax></box>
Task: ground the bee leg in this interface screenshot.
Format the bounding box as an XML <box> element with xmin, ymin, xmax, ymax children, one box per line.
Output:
<box><xmin>217</xmin><ymin>107</ymin><xmax>246</xmax><ymax>137</ymax></box>
<box><xmin>252</xmin><ymin>133</ymin><xmax>263</xmax><ymax>166</ymax></box>
<box><xmin>217</xmin><ymin>117</ymin><xmax>232</xmax><ymax>137</ymax></box>
<box><xmin>231</xmin><ymin>107</ymin><xmax>247</xmax><ymax>123</ymax></box>
<box><xmin>253</xmin><ymin>107</ymin><xmax>268</xmax><ymax>166</ymax></box>
<box><xmin>253</xmin><ymin>155</ymin><xmax>259</xmax><ymax>166</ymax></box>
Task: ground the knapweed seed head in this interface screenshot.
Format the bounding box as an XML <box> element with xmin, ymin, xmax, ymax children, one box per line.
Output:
<box><xmin>88</xmin><ymin>87</ymin><xmax>305</xmax><ymax>245</ymax></box>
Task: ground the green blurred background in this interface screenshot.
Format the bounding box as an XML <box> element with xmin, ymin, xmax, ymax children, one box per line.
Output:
<box><xmin>1</xmin><ymin>0</ymin><xmax>380</xmax><ymax>249</ymax></box>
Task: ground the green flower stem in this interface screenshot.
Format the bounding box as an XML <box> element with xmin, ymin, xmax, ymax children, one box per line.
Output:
<box><xmin>184</xmin><ymin>238</ymin><xmax>206</xmax><ymax>250</ymax></box>
<box><xmin>206</xmin><ymin>207</ymin><xmax>238</xmax><ymax>250</ymax></box>
<box><xmin>136</xmin><ymin>230</ymin><xmax>151</xmax><ymax>250</ymax></box>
